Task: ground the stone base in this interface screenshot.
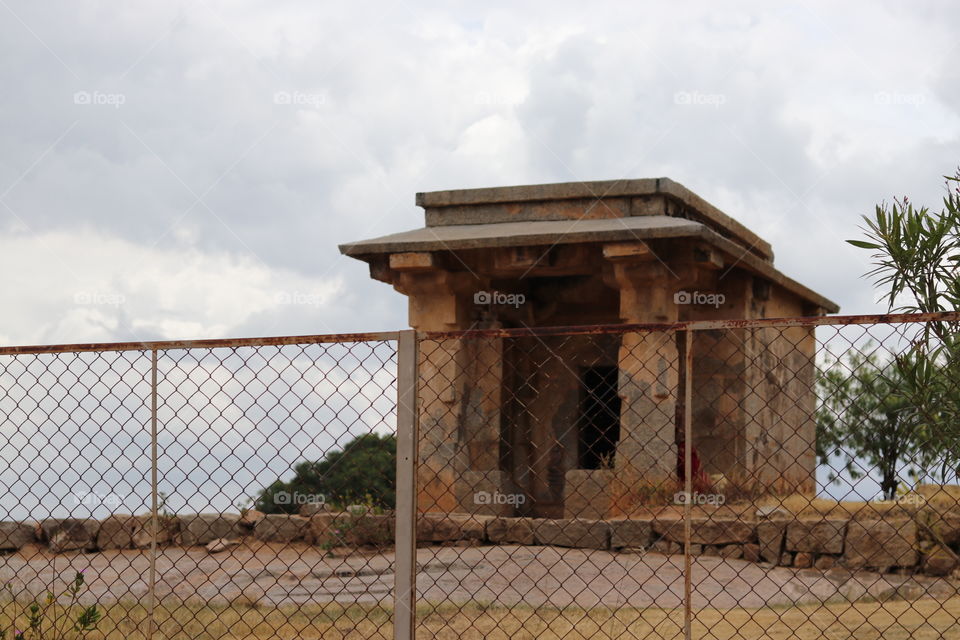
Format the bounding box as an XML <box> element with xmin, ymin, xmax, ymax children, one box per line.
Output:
<box><xmin>10</xmin><ymin>511</ymin><xmax>959</xmax><ymax>581</ymax></box>
<box><xmin>610</xmin><ymin>518</ymin><xmax>652</xmax><ymax>549</ymax></box>
<box><xmin>534</xmin><ymin>518</ymin><xmax>609</xmax><ymax>549</ymax></box>
<box><xmin>564</xmin><ymin>470</ymin><xmax>614</xmax><ymax>519</ymax></box>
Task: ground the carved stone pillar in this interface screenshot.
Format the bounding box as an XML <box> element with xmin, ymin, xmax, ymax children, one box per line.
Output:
<box><xmin>392</xmin><ymin>263</ymin><xmax>509</xmax><ymax>513</ymax></box>
<box><xmin>609</xmin><ymin>258</ymin><xmax>680</xmax><ymax>486</ymax></box>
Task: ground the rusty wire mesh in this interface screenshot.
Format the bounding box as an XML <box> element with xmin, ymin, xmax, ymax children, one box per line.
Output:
<box><xmin>1</xmin><ymin>315</ymin><xmax>960</xmax><ymax>639</ymax></box>
<box><xmin>413</xmin><ymin>315</ymin><xmax>960</xmax><ymax>639</ymax></box>
<box><xmin>0</xmin><ymin>336</ymin><xmax>399</xmax><ymax>639</ymax></box>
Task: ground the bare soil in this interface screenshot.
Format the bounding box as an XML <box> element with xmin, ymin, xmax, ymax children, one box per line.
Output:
<box><xmin>1</xmin><ymin>541</ymin><xmax>956</xmax><ymax>610</ymax></box>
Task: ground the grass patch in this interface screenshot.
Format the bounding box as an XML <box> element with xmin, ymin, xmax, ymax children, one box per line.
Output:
<box><xmin>3</xmin><ymin>596</ymin><xmax>960</xmax><ymax>639</ymax></box>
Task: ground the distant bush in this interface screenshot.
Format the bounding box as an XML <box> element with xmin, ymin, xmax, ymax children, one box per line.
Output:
<box><xmin>255</xmin><ymin>433</ymin><xmax>396</xmax><ymax>514</ymax></box>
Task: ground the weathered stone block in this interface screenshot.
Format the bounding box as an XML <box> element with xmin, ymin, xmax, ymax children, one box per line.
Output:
<box><xmin>96</xmin><ymin>515</ymin><xmax>138</xmax><ymax>550</ymax></box>
<box><xmin>178</xmin><ymin>514</ymin><xmax>242</xmax><ymax>546</ymax></box>
<box><xmin>815</xmin><ymin>555</ymin><xmax>836</xmax><ymax>570</ymax></box>
<box><xmin>610</xmin><ymin>518</ymin><xmax>652</xmax><ymax>549</ymax></box>
<box><xmin>794</xmin><ymin>552</ymin><xmax>814</xmax><ymax>568</ymax></box>
<box><xmin>779</xmin><ymin>552</ymin><xmax>793</xmax><ymax>566</ymax></box>
<box><xmin>654</xmin><ymin>518</ymin><xmax>754</xmax><ymax>545</ymax></box>
<box><xmin>757</xmin><ymin>521</ymin><xmax>786</xmax><ymax>564</ymax></box>
<box><xmin>720</xmin><ymin>545</ymin><xmax>743</xmax><ymax>559</ymax></box>
<box><xmin>756</xmin><ymin>505</ymin><xmax>789</xmax><ymax>519</ymax></box>
<box><xmin>254</xmin><ymin>514</ymin><xmax>308</xmax><ymax>543</ymax></box>
<box><xmin>486</xmin><ymin>517</ymin><xmax>534</xmax><ymax>545</ymax></box>
<box><xmin>534</xmin><ymin>518</ymin><xmax>609</xmax><ymax>549</ymax></box>
<box><xmin>309</xmin><ymin>512</ymin><xmax>393</xmax><ymax>547</ymax></box>
<box><xmin>785</xmin><ymin>519</ymin><xmax>847</xmax><ymax>554</ymax></box>
<box><xmin>652</xmin><ymin>539</ymin><xmax>681</xmax><ymax>555</ymax></box>
<box><xmin>417</xmin><ymin>513</ymin><xmax>465</xmax><ymax>542</ymax></box>
<box><xmin>40</xmin><ymin>519</ymin><xmax>99</xmax><ymax>553</ymax></box>
<box><xmin>926</xmin><ymin>513</ymin><xmax>960</xmax><ymax>546</ymax></box>
<box><xmin>308</xmin><ymin>513</ymin><xmax>337</xmax><ymax>543</ymax></box>
<box><xmin>0</xmin><ymin>522</ymin><xmax>35</xmax><ymax>550</ymax></box>
<box><xmin>564</xmin><ymin>470</ymin><xmax>613</xmax><ymax>519</ymax></box>
<box><xmin>350</xmin><ymin>514</ymin><xmax>394</xmax><ymax>546</ymax></box>
<box><xmin>924</xmin><ymin>547</ymin><xmax>959</xmax><ymax>576</ymax></box>
<box><xmin>298</xmin><ymin>502</ymin><xmax>329</xmax><ymax>517</ymax></box>
<box><xmin>447</xmin><ymin>514</ymin><xmax>491</xmax><ymax>541</ymax></box>
<box><xmin>240</xmin><ymin>509</ymin><xmax>265</xmax><ymax>528</ymax></box>
<box><xmin>131</xmin><ymin>515</ymin><xmax>179</xmax><ymax>549</ymax></box>
<box><xmin>742</xmin><ymin>543</ymin><xmax>761</xmax><ymax>563</ymax></box>
<box><xmin>844</xmin><ymin>519</ymin><xmax>917</xmax><ymax>570</ymax></box>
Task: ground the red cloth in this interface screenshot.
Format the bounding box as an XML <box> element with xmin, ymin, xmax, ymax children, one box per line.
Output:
<box><xmin>676</xmin><ymin>441</ymin><xmax>707</xmax><ymax>486</ymax></box>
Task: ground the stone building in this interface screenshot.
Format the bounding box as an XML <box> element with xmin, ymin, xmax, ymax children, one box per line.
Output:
<box><xmin>340</xmin><ymin>179</ymin><xmax>838</xmax><ymax>518</ymax></box>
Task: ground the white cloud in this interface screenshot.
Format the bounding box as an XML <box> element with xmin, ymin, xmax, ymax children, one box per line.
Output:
<box><xmin>0</xmin><ymin>0</ymin><xmax>958</xmax><ymax>344</ymax></box>
<box><xmin>0</xmin><ymin>229</ymin><xmax>341</xmax><ymax>344</ymax></box>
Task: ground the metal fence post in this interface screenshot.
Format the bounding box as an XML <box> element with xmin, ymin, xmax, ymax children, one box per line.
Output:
<box><xmin>147</xmin><ymin>349</ymin><xmax>158</xmax><ymax>639</ymax></box>
<box><xmin>682</xmin><ymin>330</ymin><xmax>693</xmax><ymax>640</ymax></box>
<box><xmin>395</xmin><ymin>330</ymin><xmax>419</xmax><ymax>640</ymax></box>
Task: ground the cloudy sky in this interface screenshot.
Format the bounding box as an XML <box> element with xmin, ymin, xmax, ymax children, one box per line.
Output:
<box><xmin>1</xmin><ymin>1</ymin><xmax>958</xmax><ymax>347</ymax></box>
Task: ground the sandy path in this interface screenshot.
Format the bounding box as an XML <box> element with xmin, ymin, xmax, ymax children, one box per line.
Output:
<box><xmin>1</xmin><ymin>542</ymin><xmax>956</xmax><ymax>610</ymax></box>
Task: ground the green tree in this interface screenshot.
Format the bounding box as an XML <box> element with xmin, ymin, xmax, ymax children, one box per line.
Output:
<box><xmin>817</xmin><ymin>350</ymin><xmax>926</xmax><ymax>499</ymax></box>
<box><xmin>255</xmin><ymin>433</ymin><xmax>396</xmax><ymax>514</ymax></box>
<box><xmin>847</xmin><ymin>170</ymin><xmax>960</xmax><ymax>480</ymax></box>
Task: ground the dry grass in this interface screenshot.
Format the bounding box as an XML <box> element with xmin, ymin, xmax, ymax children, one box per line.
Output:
<box><xmin>754</xmin><ymin>484</ymin><xmax>960</xmax><ymax>521</ymax></box>
<box><xmin>604</xmin><ymin>477</ymin><xmax>960</xmax><ymax>522</ymax></box>
<box><xmin>755</xmin><ymin>494</ymin><xmax>918</xmax><ymax>520</ymax></box>
<box><xmin>4</xmin><ymin>597</ymin><xmax>960</xmax><ymax>639</ymax></box>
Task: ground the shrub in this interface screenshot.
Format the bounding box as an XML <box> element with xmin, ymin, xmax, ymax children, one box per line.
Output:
<box><xmin>255</xmin><ymin>433</ymin><xmax>396</xmax><ymax>514</ymax></box>
<box><xmin>1</xmin><ymin>571</ymin><xmax>101</xmax><ymax>640</ymax></box>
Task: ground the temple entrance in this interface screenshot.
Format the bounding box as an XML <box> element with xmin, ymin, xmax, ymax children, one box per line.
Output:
<box><xmin>577</xmin><ymin>366</ymin><xmax>621</xmax><ymax>470</ymax></box>
<box><xmin>500</xmin><ymin>335</ymin><xmax>621</xmax><ymax>517</ymax></box>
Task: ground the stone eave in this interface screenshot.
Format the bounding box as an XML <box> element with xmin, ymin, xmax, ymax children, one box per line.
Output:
<box><xmin>338</xmin><ymin>216</ymin><xmax>839</xmax><ymax>313</ymax></box>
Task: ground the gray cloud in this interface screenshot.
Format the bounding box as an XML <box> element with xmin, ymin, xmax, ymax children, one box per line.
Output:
<box><xmin>0</xmin><ymin>0</ymin><xmax>958</xmax><ymax>345</ymax></box>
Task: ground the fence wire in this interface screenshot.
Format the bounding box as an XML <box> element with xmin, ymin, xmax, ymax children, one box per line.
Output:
<box><xmin>413</xmin><ymin>314</ymin><xmax>960</xmax><ymax>640</ymax></box>
<box><xmin>0</xmin><ymin>315</ymin><xmax>959</xmax><ymax>639</ymax></box>
<box><xmin>0</xmin><ymin>336</ymin><xmax>399</xmax><ymax>639</ymax></box>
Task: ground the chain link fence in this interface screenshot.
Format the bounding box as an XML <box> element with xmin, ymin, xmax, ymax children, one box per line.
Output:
<box><xmin>1</xmin><ymin>314</ymin><xmax>959</xmax><ymax>638</ymax></box>
<box><xmin>411</xmin><ymin>313</ymin><xmax>960</xmax><ymax>639</ymax></box>
<box><xmin>0</xmin><ymin>334</ymin><xmax>400</xmax><ymax>639</ymax></box>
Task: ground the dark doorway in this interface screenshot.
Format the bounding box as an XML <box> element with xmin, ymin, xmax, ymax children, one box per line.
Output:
<box><xmin>577</xmin><ymin>366</ymin><xmax>621</xmax><ymax>469</ymax></box>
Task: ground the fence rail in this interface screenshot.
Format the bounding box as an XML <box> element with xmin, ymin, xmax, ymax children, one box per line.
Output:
<box><xmin>0</xmin><ymin>313</ymin><xmax>958</xmax><ymax>639</ymax></box>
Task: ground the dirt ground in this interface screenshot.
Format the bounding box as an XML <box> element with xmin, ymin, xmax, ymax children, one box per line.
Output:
<box><xmin>1</xmin><ymin>541</ymin><xmax>956</xmax><ymax>610</ymax></box>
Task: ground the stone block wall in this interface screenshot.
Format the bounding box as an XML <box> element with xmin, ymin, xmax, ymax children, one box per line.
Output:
<box><xmin>4</xmin><ymin>510</ymin><xmax>957</xmax><ymax>580</ymax></box>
